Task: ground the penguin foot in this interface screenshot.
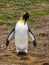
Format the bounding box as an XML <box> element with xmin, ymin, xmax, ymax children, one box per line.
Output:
<box><xmin>17</xmin><ymin>52</ymin><xmax>27</xmax><ymax>56</ymax></box>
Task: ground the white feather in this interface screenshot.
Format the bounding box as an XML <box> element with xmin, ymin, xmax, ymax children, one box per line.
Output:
<box><xmin>15</xmin><ymin>22</ymin><xmax>28</xmax><ymax>53</ymax></box>
<box><xmin>8</xmin><ymin>32</ymin><xmax>14</xmax><ymax>41</ymax></box>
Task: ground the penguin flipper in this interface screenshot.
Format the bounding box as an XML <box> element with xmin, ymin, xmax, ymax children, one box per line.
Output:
<box><xmin>6</xmin><ymin>27</ymin><xmax>15</xmax><ymax>46</ymax></box>
<box><xmin>28</xmin><ymin>28</ymin><xmax>36</xmax><ymax>47</ymax></box>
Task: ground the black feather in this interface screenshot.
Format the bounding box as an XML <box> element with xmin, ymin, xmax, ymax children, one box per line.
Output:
<box><xmin>33</xmin><ymin>40</ymin><xmax>36</xmax><ymax>47</ymax></box>
<box><xmin>23</xmin><ymin>12</ymin><xmax>29</xmax><ymax>21</ymax></box>
<box><xmin>6</xmin><ymin>39</ymin><xmax>9</xmax><ymax>46</ymax></box>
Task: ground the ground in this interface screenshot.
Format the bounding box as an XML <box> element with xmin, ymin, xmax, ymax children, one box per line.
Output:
<box><xmin>0</xmin><ymin>0</ymin><xmax>49</xmax><ymax>65</ymax></box>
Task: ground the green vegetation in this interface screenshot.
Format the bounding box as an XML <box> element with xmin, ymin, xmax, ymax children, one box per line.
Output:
<box><xmin>31</xmin><ymin>9</ymin><xmax>49</xmax><ymax>16</ymax></box>
<box><xmin>0</xmin><ymin>21</ymin><xmax>16</xmax><ymax>26</ymax></box>
<box><xmin>0</xmin><ymin>0</ymin><xmax>49</xmax><ymax>26</ymax></box>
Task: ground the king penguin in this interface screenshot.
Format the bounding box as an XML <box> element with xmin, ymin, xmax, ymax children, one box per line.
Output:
<box><xmin>6</xmin><ymin>11</ymin><xmax>36</xmax><ymax>56</ymax></box>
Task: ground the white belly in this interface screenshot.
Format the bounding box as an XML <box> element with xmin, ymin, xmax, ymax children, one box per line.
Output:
<box><xmin>15</xmin><ymin>22</ymin><xmax>28</xmax><ymax>53</ymax></box>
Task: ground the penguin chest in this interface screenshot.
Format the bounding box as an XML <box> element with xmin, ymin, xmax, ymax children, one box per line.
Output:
<box><xmin>15</xmin><ymin>23</ymin><xmax>28</xmax><ymax>49</ymax></box>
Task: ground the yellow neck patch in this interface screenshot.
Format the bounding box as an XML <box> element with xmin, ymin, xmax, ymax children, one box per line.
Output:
<box><xmin>19</xmin><ymin>19</ymin><xmax>25</xmax><ymax>24</ymax></box>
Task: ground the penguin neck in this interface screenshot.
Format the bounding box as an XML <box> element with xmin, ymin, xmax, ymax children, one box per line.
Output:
<box><xmin>18</xmin><ymin>19</ymin><xmax>26</xmax><ymax>24</ymax></box>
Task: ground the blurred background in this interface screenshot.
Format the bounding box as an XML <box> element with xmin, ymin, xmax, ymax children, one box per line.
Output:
<box><xmin>0</xmin><ymin>0</ymin><xmax>49</xmax><ymax>65</ymax></box>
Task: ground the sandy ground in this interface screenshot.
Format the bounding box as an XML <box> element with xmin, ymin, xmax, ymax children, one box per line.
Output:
<box><xmin>0</xmin><ymin>15</ymin><xmax>49</xmax><ymax>65</ymax></box>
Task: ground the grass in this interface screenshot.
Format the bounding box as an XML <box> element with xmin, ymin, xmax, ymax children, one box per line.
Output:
<box><xmin>0</xmin><ymin>21</ymin><xmax>16</xmax><ymax>26</ymax></box>
<box><xmin>31</xmin><ymin>9</ymin><xmax>49</xmax><ymax>16</ymax></box>
<box><xmin>0</xmin><ymin>9</ymin><xmax>49</xmax><ymax>20</ymax></box>
<box><xmin>0</xmin><ymin>0</ymin><xmax>49</xmax><ymax>26</ymax></box>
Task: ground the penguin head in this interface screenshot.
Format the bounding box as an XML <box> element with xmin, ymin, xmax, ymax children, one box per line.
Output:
<box><xmin>23</xmin><ymin>11</ymin><xmax>29</xmax><ymax>21</ymax></box>
<box><xmin>19</xmin><ymin>11</ymin><xmax>29</xmax><ymax>24</ymax></box>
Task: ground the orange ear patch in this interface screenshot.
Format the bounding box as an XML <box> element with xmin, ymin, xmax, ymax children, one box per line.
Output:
<box><xmin>23</xmin><ymin>11</ymin><xmax>26</xmax><ymax>15</ymax></box>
